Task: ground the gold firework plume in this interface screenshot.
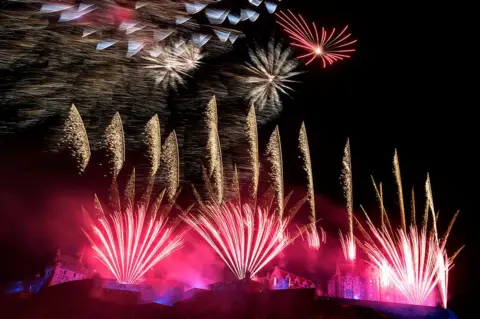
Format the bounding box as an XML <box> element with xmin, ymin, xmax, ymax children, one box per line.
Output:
<box><xmin>141</xmin><ymin>114</ymin><xmax>162</xmax><ymax>205</ymax></box>
<box><xmin>266</xmin><ymin>126</ymin><xmax>284</xmax><ymax>219</ymax></box>
<box><xmin>103</xmin><ymin>112</ymin><xmax>126</xmax><ymax>179</ymax></box>
<box><xmin>341</xmin><ymin>139</ymin><xmax>353</xmax><ymax>236</ymax></box>
<box><xmin>161</xmin><ymin>131</ymin><xmax>180</xmax><ymax>203</ymax></box>
<box><xmin>425</xmin><ymin>174</ymin><xmax>439</xmax><ymax>242</ymax></box>
<box><xmin>298</xmin><ymin>123</ymin><xmax>315</xmax><ymax>225</ymax></box>
<box><xmin>78</xmin><ymin>109</ymin><xmax>185</xmax><ymax>286</ymax></box>
<box><xmin>298</xmin><ymin>123</ymin><xmax>321</xmax><ymax>248</ymax></box>
<box><xmin>145</xmin><ymin>114</ymin><xmax>162</xmax><ymax>178</ymax></box>
<box><xmin>62</xmin><ymin>104</ymin><xmax>181</xmax><ymax>216</ymax></box>
<box><xmin>61</xmin><ymin>104</ymin><xmax>91</xmax><ymax>174</ymax></box>
<box><xmin>245</xmin><ymin>105</ymin><xmax>259</xmax><ymax>204</ymax></box>
<box><xmin>204</xmin><ymin>96</ymin><xmax>223</xmax><ymax>204</ymax></box>
<box><xmin>102</xmin><ymin>112</ymin><xmax>125</xmax><ymax>211</ymax></box>
<box><xmin>394</xmin><ymin>150</ymin><xmax>407</xmax><ymax>232</ymax></box>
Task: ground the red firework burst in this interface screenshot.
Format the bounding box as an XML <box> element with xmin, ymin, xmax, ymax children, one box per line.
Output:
<box><xmin>185</xmin><ymin>202</ymin><xmax>294</xmax><ymax>279</ymax></box>
<box><xmin>276</xmin><ymin>10</ymin><xmax>357</xmax><ymax>67</ymax></box>
<box><xmin>85</xmin><ymin>205</ymin><xmax>183</xmax><ymax>284</ymax></box>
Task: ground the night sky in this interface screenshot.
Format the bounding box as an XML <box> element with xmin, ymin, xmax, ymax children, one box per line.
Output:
<box><xmin>0</xmin><ymin>0</ymin><xmax>475</xmax><ymax>317</ymax></box>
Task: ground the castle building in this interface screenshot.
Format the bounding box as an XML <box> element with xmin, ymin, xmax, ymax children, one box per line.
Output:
<box><xmin>327</xmin><ymin>259</ymin><xmax>439</xmax><ymax>306</ymax></box>
<box><xmin>49</xmin><ymin>249</ymin><xmax>89</xmax><ymax>286</ymax></box>
<box><xmin>251</xmin><ymin>266</ymin><xmax>317</xmax><ymax>292</ymax></box>
<box><xmin>267</xmin><ymin>267</ymin><xmax>316</xmax><ymax>290</ymax></box>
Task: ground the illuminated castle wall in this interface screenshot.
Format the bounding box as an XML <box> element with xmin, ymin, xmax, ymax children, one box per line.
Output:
<box><xmin>327</xmin><ymin>259</ymin><xmax>439</xmax><ymax>306</ymax></box>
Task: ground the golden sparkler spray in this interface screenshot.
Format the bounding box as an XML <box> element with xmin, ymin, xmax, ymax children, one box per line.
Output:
<box><xmin>266</xmin><ymin>126</ymin><xmax>284</xmax><ymax>219</ymax></box>
<box><xmin>62</xmin><ymin>104</ymin><xmax>90</xmax><ymax>174</ymax></box>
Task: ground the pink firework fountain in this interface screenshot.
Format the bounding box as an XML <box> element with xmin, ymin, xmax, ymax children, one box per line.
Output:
<box><xmin>358</xmin><ymin>152</ymin><xmax>464</xmax><ymax>308</ymax></box>
<box><xmin>85</xmin><ymin>205</ymin><xmax>183</xmax><ymax>284</ymax></box>
<box><xmin>185</xmin><ymin>202</ymin><xmax>294</xmax><ymax>279</ymax></box>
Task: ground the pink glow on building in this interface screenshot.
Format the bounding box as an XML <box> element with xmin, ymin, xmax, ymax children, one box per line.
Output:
<box><xmin>327</xmin><ymin>259</ymin><xmax>439</xmax><ymax>306</ymax></box>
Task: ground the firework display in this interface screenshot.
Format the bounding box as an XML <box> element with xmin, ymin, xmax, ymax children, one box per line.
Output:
<box><xmin>185</xmin><ymin>97</ymin><xmax>311</xmax><ymax>280</ymax></box>
<box><xmin>357</xmin><ymin>152</ymin><xmax>464</xmax><ymax>308</ymax></box>
<box><xmin>2</xmin><ymin>0</ymin><xmax>467</xmax><ymax>315</ymax></box>
<box><xmin>276</xmin><ymin>10</ymin><xmax>357</xmax><ymax>67</ymax></box>
<box><xmin>62</xmin><ymin>106</ymin><xmax>186</xmax><ymax>284</ymax></box>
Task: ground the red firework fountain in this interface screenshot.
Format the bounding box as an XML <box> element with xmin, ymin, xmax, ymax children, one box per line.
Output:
<box><xmin>185</xmin><ymin>202</ymin><xmax>294</xmax><ymax>279</ymax></box>
<box><xmin>276</xmin><ymin>10</ymin><xmax>357</xmax><ymax>67</ymax></box>
<box><xmin>85</xmin><ymin>205</ymin><xmax>183</xmax><ymax>284</ymax></box>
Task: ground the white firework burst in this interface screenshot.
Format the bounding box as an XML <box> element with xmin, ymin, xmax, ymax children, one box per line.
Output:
<box><xmin>174</xmin><ymin>42</ymin><xmax>203</xmax><ymax>71</ymax></box>
<box><xmin>243</xmin><ymin>40</ymin><xmax>301</xmax><ymax>112</ymax></box>
<box><xmin>143</xmin><ymin>42</ymin><xmax>203</xmax><ymax>91</ymax></box>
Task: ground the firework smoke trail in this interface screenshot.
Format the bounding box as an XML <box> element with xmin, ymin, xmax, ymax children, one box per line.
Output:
<box><xmin>298</xmin><ymin>122</ymin><xmax>320</xmax><ymax>249</ymax></box>
<box><xmin>185</xmin><ymin>202</ymin><xmax>294</xmax><ymax>279</ymax></box>
<box><xmin>241</xmin><ymin>40</ymin><xmax>301</xmax><ymax>114</ymax></box>
<box><xmin>266</xmin><ymin>126</ymin><xmax>284</xmax><ymax>219</ymax></box>
<box><xmin>86</xmin><ymin>205</ymin><xmax>183</xmax><ymax>284</ymax></box>
<box><xmin>276</xmin><ymin>10</ymin><xmax>357</xmax><ymax>67</ymax></box>
<box><xmin>340</xmin><ymin>139</ymin><xmax>356</xmax><ymax>260</ymax></box>
<box><xmin>22</xmin><ymin>0</ymin><xmax>240</xmax><ymax>55</ymax></box>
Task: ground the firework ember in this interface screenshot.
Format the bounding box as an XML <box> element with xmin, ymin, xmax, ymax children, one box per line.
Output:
<box><xmin>85</xmin><ymin>205</ymin><xmax>183</xmax><ymax>284</ymax></box>
<box><xmin>276</xmin><ymin>10</ymin><xmax>357</xmax><ymax>67</ymax></box>
<box><xmin>185</xmin><ymin>202</ymin><xmax>294</xmax><ymax>279</ymax></box>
